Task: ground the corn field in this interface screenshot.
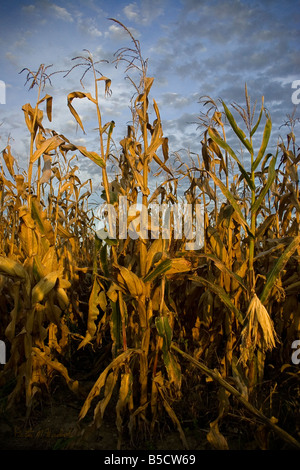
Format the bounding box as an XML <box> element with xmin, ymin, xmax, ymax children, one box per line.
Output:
<box><xmin>0</xmin><ymin>21</ymin><xmax>299</xmax><ymax>450</ymax></box>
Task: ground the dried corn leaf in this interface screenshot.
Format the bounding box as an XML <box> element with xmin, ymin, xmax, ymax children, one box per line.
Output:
<box><xmin>155</xmin><ymin>376</ymin><xmax>188</xmax><ymax>449</ymax></box>
<box><xmin>191</xmin><ymin>276</ymin><xmax>244</xmax><ymax>324</ymax></box>
<box><xmin>67</xmin><ymin>91</ymin><xmax>97</xmax><ymax>133</ymax></box>
<box><xmin>75</xmin><ymin>146</ymin><xmax>105</xmax><ymax>168</ymax></box>
<box><xmin>78</xmin><ymin>277</ymin><xmax>102</xmax><ymax>349</ymax></box>
<box><xmin>32</xmin><ymin>347</ymin><xmax>78</xmax><ymax>394</ymax></box>
<box><xmin>32</xmin><ymin>271</ymin><xmax>59</xmax><ymax>304</ymax></box>
<box><xmin>22</xmin><ymin>103</ymin><xmax>44</xmax><ymax>136</ymax></box>
<box><xmin>116</xmin><ymin>371</ymin><xmax>132</xmax><ymax>436</ymax></box>
<box><xmin>79</xmin><ymin>349</ymin><xmax>138</xmax><ymax>421</ymax></box>
<box><xmin>166</xmin><ymin>258</ymin><xmax>192</xmax><ymax>276</ymax></box>
<box><xmin>207</xmin><ymin>420</ymin><xmax>229</xmax><ymax>450</ymax></box>
<box><xmin>2</xmin><ymin>145</ymin><xmax>16</xmax><ymax>178</ymax></box>
<box><xmin>145</xmin><ymin>239</ymin><xmax>165</xmax><ymax>274</ymax></box>
<box><xmin>116</xmin><ymin>265</ymin><xmax>146</xmax><ymax>297</ymax></box>
<box><xmin>31</xmin><ymin>135</ymin><xmax>64</xmax><ymax>164</ymax></box>
<box><xmin>260</xmin><ymin>235</ymin><xmax>300</xmax><ymax>304</ymax></box>
<box><xmin>97</xmin><ymin>76</ymin><xmax>112</xmax><ymax>97</ymax></box>
<box><xmin>93</xmin><ymin>370</ymin><xmax>118</xmax><ymax>429</ymax></box>
<box><xmin>0</xmin><ymin>257</ymin><xmax>30</xmax><ymax>296</ymax></box>
<box><xmin>38</xmin><ymin>93</ymin><xmax>53</xmax><ymax>122</ymax></box>
<box><xmin>5</xmin><ymin>282</ymin><xmax>20</xmax><ymax>342</ymax></box>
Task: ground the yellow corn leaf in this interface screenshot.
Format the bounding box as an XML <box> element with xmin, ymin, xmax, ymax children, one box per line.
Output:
<box><xmin>48</xmin><ymin>323</ymin><xmax>60</xmax><ymax>352</ymax></box>
<box><xmin>2</xmin><ymin>145</ymin><xmax>15</xmax><ymax>178</ymax></box>
<box><xmin>75</xmin><ymin>146</ymin><xmax>106</xmax><ymax>168</ymax></box>
<box><xmin>106</xmin><ymin>283</ymin><xmax>119</xmax><ymax>303</ymax></box>
<box><xmin>78</xmin><ymin>277</ymin><xmax>104</xmax><ymax>349</ymax></box>
<box><xmin>19</xmin><ymin>205</ymin><xmax>35</xmax><ymax>229</ymax></box>
<box><xmin>93</xmin><ymin>370</ymin><xmax>119</xmax><ymax>429</ymax></box>
<box><xmin>97</xmin><ymin>76</ymin><xmax>112</xmax><ymax>97</ymax></box>
<box><xmin>166</xmin><ymin>258</ymin><xmax>192</xmax><ymax>276</ymax></box>
<box><xmin>67</xmin><ymin>91</ymin><xmax>97</xmax><ymax>133</ymax></box>
<box><xmin>116</xmin><ymin>265</ymin><xmax>146</xmax><ymax>297</ymax></box>
<box><xmin>32</xmin><ymin>347</ymin><xmax>78</xmax><ymax>394</ymax></box>
<box><xmin>5</xmin><ymin>282</ymin><xmax>20</xmax><ymax>342</ymax></box>
<box><xmin>56</xmin><ymin>287</ymin><xmax>69</xmax><ymax>310</ymax></box>
<box><xmin>155</xmin><ymin>378</ymin><xmax>189</xmax><ymax>449</ymax></box>
<box><xmin>15</xmin><ymin>174</ymin><xmax>26</xmax><ymax>196</ymax></box>
<box><xmin>0</xmin><ymin>256</ymin><xmax>26</xmax><ymax>278</ymax></box>
<box><xmin>45</xmin><ymin>300</ymin><xmax>61</xmax><ymax>325</ymax></box>
<box><xmin>162</xmin><ymin>137</ymin><xmax>169</xmax><ymax>161</ymax></box>
<box><xmin>41</xmin><ymin>247</ymin><xmax>58</xmax><ymax>273</ymax></box>
<box><xmin>32</xmin><ymin>271</ymin><xmax>59</xmax><ymax>304</ymax></box>
<box><xmin>116</xmin><ymin>371</ymin><xmax>132</xmax><ymax>435</ymax></box>
<box><xmin>98</xmin><ymin>290</ymin><xmax>107</xmax><ymax>311</ymax></box>
<box><xmin>0</xmin><ymin>257</ymin><xmax>30</xmax><ymax>296</ymax></box>
<box><xmin>79</xmin><ymin>349</ymin><xmax>138</xmax><ymax>421</ymax></box>
<box><xmin>39</xmin><ymin>154</ymin><xmax>52</xmax><ymax>184</ymax></box>
<box><xmin>145</xmin><ymin>239</ymin><xmax>165</xmax><ymax>274</ymax></box>
<box><xmin>38</xmin><ymin>93</ymin><xmax>53</xmax><ymax>121</ymax></box>
<box><xmin>207</xmin><ymin>420</ymin><xmax>229</xmax><ymax>450</ymax></box>
<box><xmin>144</xmin><ymin>76</ymin><xmax>154</xmax><ymax>95</ymax></box>
<box><xmin>206</xmin><ymin>226</ymin><xmax>228</xmax><ymax>263</ymax></box>
<box><xmin>22</xmin><ymin>103</ymin><xmax>44</xmax><ymax>136</ymax></box>
<box><xmin>31</xmin><ymin>135</ymin><xmax>64</xmax><ymax>164</ymax></box>
<box><xmin>31</xmin><ymin>199</ymin><xmax>55</xmax><ymax>245</ymax></box>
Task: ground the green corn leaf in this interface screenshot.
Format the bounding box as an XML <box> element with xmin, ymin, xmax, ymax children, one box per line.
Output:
<box><xmin>191</xmin><ymin>276</ymin><xmax>244</xmax><ymax>324</ymax></box>
<box><xmin>252</xmin><ymin>111</ymin><xmax>272</xmax><ymax>171</ymax></box>
<box><xmin>110</xmin><ymin>298</ymin><xmax>122</xmax><ymax>356</ymax></box>
<box><xmin>99</xmin><ymin>244</ymin><xmax>109</xmax><ymax>278</ymax></box>
<box><xmin>155</xmin><ymin>316</ymin><xmax>172</xmax><ymax>349</ymax></box>
<box><xmin>76</xmin><ymin>146</ymin><xmax>106</xmax><ymax>168</ymax></box>
<box><xmin>143</xmin><ymin>259</ymin><xmax>172</xmax><ymax>283</ymax></box>
<box><xmin>196</xmin><ymin>253</ymin><xmax>247</xmax><ymax>291</ymax></box>
<box><xmin>250</xmin><ymin>101</ymin><xmax>264</xmax><ymax>137</ymax></box>
<box><xmin>207</xmin><ymin>171</ymin><xmax>253</xmax><ymax>238</ymax></box>
<box><xmin>260</xmin><ymin>235</ymin><xmax>300</xmax><ymax>305</ymax></box>
<box><xmin>208</xmin><ymin>128</ymin><xmax>254</xmax><ymax>190</ymax></box>
<box><xmin>251</xmin><ymin>155</ymin><xmax>276</xmax><ymax>214</ymax></box>
<box><xmin>155</xmin><ymin>316</ymin><xmax>181</xmax><ymax>387</ymax></box>
<box><xmin>222</xmin><ymin>101</ymin><xmax>253</xmax><ymax>153</ymax></box>
<box><xmin>31</xmin><ymin>199</ymin><xmax>54</xmax><ymax>248</ymax></box>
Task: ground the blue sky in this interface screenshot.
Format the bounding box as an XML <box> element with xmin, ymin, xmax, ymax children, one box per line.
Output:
<box><xmin>0</xmin><ymin>0</ymin><xmax>299</xmax><ymax>196</ymax></box>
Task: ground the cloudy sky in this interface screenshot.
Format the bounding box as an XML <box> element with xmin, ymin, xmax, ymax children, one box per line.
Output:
<box><xmin>0</xmin><ymin>0</ymin><xmax>299</xmax><ymax>197</ymax></box>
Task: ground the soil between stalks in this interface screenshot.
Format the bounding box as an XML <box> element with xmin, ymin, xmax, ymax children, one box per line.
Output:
<box><xmin>0</xmin><ymin>398</ymin><xmax>205</xmax><ymax>450</ymax></box>
<box><xmin>0</xmin><ymin>384</ymin><xmax>285</xmax><ymax>451</ymax></box>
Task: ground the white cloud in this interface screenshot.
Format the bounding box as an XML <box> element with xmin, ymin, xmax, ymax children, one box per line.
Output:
<box><xmin>105</xmin><ymin>23</ymin><xmax>140</xmax><ymax>41</ymax></box>
<box><xmin>123</xmin><ymin>3</ymin><xmax>139</xmax><ymax>22</ymax></box>
<box><xmin>51</xmin><ymin>4</ymin><xmax>74</xmax><ymax>23</ymax></box>
<box><xmin>123</xmin><ymin>0</ymin><xmax>164</xmax><ymax>25</ymax></box>
<box><xmin>75</xmin><ymin>12</ymin><xmax>102</xmax><ymax>37</ymax></box>
<box><xmin>88</xmin><ymin>25</ymin><xmax>102</xmax><ymax>37</ymax></box>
